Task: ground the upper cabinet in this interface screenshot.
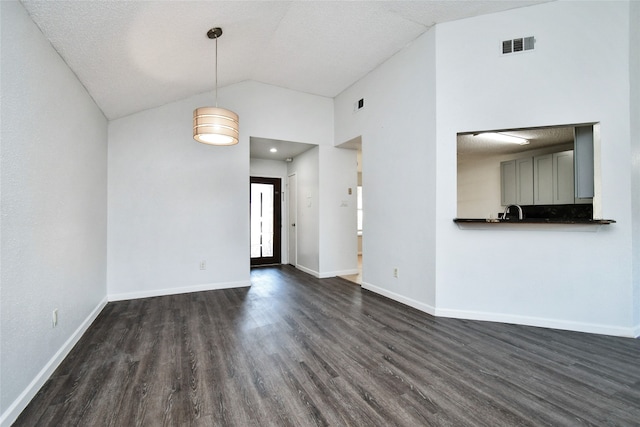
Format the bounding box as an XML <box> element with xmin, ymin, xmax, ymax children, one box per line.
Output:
<box><xmin>500</xmin><ymin>160</ymin><xmax>516</xmax><ymax>205</ymax></box>
<box><xmin>574</xmin><ymin>126</ymin><xmax>595</xmax><ymax>199</ymax></box>
<box><xmin>552</xmin><ymin>151</ymin><xmax>575</xmax><ymax>205</ymax></box>
<box><xmin>501</xmin><ymin>157</ymin><xmax>533</xmax><ymax>206</ymax></box>
<box><xmin>516</xmin><ymin>157</ymin><xmax>534</xmax><ymax>205</ymax></box>
<box><xmin>502</xmin><ymin>149</ymin><xmax>578</xmax><ymax>206</ymax></box>
<box><xmin>533</xmin><ymin>153</ymin><xmax>553</xmax><ymax>205</ymax></box>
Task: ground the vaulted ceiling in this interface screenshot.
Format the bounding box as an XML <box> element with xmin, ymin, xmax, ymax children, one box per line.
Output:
<box><xmin>21</xmin><ymin>1</ymin><xmax>549</xmax><ymax>120</ymax></box>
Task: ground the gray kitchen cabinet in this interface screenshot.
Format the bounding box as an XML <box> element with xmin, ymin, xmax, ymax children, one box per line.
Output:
<box><xmin>533</xmin><ymin>153</ymin><xmax>553</xmax><ymax>205</ymax></box>
<box><xmin>501</xmin><ymin>157</ymin><xmax>533</xmax><ymax>206</ymax></box>
<box><xmin>533</xmin><ymin>150</ymin><xmax>574</xmax><ymax>205</ymax></box>
<box><xmin>503</xmin><ymin>150</ymin><xmax>575</xmax><ymax>207</ymax></box>
<box><xmin>553</xmin><ymin>150</ymin><xmax>574</xmax><ymax>204</ymax></box>
<box><xmin>574</xmin><ymin>125</ymin><xmax>594</xmax><ymax>199</ymax></box>
<box><xmin>500</xmin><ymin>160</ymin><xmax>517</xmax><ymax>206</ymax></box>
<box><xmin>515</xmin><ymin>157</ymin><xmax>534</xmax><ymax>205</ymax></box>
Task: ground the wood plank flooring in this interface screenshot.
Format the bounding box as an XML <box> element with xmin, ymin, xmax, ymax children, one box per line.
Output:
<box><xmin>14</xmin><ymin>265</ymin><xmax>640</xmax><ymax>426</ymax></box>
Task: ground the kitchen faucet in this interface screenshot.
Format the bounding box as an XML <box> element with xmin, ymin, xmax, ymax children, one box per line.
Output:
<box><xmin>503</xmin><ymin>204</ymin><xmax>523</xmax><ymax>220</ymax></box>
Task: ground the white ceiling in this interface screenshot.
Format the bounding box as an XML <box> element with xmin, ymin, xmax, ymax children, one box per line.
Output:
<box><xmin>21</xmin><ymin>0</ymin><xmax>549</xmax><ymax>121</ymax></box>
<box><xmin>250</xmin><ymin>137</ymin><xmax>316</xmax><ymax>161</ymax></box>
<box><xmin>457</xmin><ymin>125</ymin><xmax>576</xmax><ymax>160</ymax></box>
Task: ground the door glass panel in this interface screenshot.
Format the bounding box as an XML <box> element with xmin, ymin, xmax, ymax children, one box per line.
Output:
<box><xmin>250</xmin><ymin>183</ymin><xmax>274</xmax><ymax>258</ymax></box>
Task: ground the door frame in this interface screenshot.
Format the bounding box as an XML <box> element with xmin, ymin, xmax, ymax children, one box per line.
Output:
<box><xmin>287</xmin><ymin>173</ymin><xmax>297</xmax><ymax>267</ymax></box>
<box><xmin>250</xmin><ymin>176</ymin><xmax>282</xmax><ymax>266</ymax></box>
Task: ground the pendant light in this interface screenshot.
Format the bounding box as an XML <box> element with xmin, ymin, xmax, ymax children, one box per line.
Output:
<box><xmin>193</xmin><ymin>27</ymin><xmax>239</xmax><ymax>146</ymax></box>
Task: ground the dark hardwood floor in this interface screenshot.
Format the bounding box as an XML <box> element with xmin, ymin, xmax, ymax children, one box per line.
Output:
<box><xmin>15</xmin><ymin>265</ymin><xmax>640</xmax><ymax>426</ymax></box>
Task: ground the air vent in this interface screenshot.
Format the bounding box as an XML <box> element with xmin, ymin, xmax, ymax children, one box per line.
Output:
<box><xmin>502</xmin><ymin>40</ymin><xmax>512</xmax><ymax>54</ymax></box>
<box><xmin>524</xmin><ymin>36</ymin><xmax>535</xmax><ymax>50</ymax></box>
<box><xmin>502</xmin><ymin>36</ymin><xmax>535</xmax><ymax>55</ymax></box>
<box><xmin>513</xmin><ymin>38</ymin><xmax>524</xmax><ymax>52</ymax></box>
<box><xmin>353</xmin><ymin>98</ymin><xmax>365</xmax><ymax>112</ymax></box>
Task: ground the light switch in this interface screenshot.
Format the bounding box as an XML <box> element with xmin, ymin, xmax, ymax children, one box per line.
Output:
<box><xmin>348</xmin><ymin>188</ymin><xmax>352</xmax><ymax>195</ymax></box>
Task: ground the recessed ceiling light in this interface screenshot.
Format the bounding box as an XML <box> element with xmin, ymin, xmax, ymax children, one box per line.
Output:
<box><xmin>270</xmin><ymin>148</ymin><xmax>278</xmax><ymax>153</ymax></box>
<box><xmin>474</xmin><ymin>132</ymin><xmax>529</xmax><ymax>145</ymax></box>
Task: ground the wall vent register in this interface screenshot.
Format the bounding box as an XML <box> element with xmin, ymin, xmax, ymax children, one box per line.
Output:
<box><xmin>502</xmin><ymin>36</ymin><xmax>535</xmax><ymax>55</ymax></box>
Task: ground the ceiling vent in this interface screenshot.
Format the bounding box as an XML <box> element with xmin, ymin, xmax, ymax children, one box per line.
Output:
<box><xmin>502</xmin><ymin>36</ymin><xmax>535</xmax><ymax>55</ymax></box>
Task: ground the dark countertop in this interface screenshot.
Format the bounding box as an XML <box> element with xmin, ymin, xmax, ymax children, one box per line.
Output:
<box><xmin>454</xmin><ymin>218</ymin><xmax>616</xmax><ymax>224</ymax></box>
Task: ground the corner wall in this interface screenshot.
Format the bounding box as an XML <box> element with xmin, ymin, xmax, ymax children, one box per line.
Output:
<box><xmin>435</xmin><ymin>1</ymin><xmax>635</xmax><ymax>336</ymax></box>
<box><xmin>318</xmin><ymin>145</ymin><xmax>358</xmax><ymax>277</ymax></box>
<box><xmin>335</xmin><ymin>28</ymin><xmax>438</xmax><ymax>311</ymax></box>
<box><xmin>630</xmin><ymin>0</ymin><xmax>640</xmax><ymax>332</ymax></box>
<box><xmin>1</xmin><ymin>2</ymin><xmax>108</xmax><ymax>423</ymax></box>
<box><xmin>287</xmin><ymin>147</ymin><xmax>320</xmax><ymax>274</ymax></box>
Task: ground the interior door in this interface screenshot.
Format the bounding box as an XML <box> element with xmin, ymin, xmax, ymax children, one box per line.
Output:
<box><xmin>250</xmin><ymin>177</ymin><xmax>282</xmax><ymax>266</ymax></box>
<box><xmin>288</xmin><ymin>173</ymin><xmax>297</xmax><ymax>267</ymax></box>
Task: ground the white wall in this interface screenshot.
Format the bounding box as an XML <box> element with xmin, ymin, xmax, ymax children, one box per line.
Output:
<box><xmin>108</xmin><ymin>81</ymin><xmax>334</xmax><ymax>299</ymax></box>
<box><xmin>318</xmin><ymin>145</ymin><xmax>358</xmax><ymax>277</ymax></box>
<box><xmin>0</xmin><ymin>2</ymin><xmax>108</xmax><ymax>424</ymax></box>
<box><xmin>250</xmin><ymin>157</ymin><xmax>289</xmax><ymax>263</ymax></box>
<box><xmin>358</xmin><ymin>171</ymin><xmax>363</xmax><ymax>254</ymax></box>
<box><xmin>286</xmin><ymin>147</ymin><xmax>320</xmax><ymax>274</ymax></box>
<box><xmin>335</xmin><ymin>28</ymin><xmax>438</xmax><ymax>311</ymax></box>
<box><xmin>435</xmin><ymin>1</ymin><xmax>636</xmax><ymax>336</ymax></box>
<box><xmin>458</xmin><ymin>154</ymin><xmax>503</xmax><ymax>219</ymax></box>
<box><xmin>630</xmin><ymin>0</ymin><xmax>640</xmax><ymax>332</ymax></box>
<box><xmin>108</xmin><ymin>92</ymin><xmax>250</xmax><ymax>299</ymax></box>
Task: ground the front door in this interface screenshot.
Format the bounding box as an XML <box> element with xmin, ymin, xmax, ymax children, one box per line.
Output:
<box><xmin>250</xmin><ymin>177</ymin><xmax>282</xmax><ymax>266</ymax></box>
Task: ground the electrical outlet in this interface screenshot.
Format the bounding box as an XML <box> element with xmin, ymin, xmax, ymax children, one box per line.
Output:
<box><xmin>199</xmin><ymin>261</ymin><xmax>206</xmax><ymax>270</ymax></box>
<box><xmin>393</xmin><ymin>268</ymin><xmax>399</xmax><ymax>278</ymax></box>
<box><xmin>52</xmin><ymin>309</ymin><xmax>58</xmax><ymax>327</ymax></box>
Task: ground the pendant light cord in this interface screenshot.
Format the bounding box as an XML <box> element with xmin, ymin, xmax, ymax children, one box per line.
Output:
<box><xmin>215</xmin><ymin>34</ymin><xmax>218</xmax><ymax>108</ymax></box>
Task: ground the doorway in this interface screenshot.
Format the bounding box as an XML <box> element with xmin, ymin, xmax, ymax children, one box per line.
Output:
<box><xmin>250</xmin><ymin>177</ymin><xmax>282</xmax><ymax>266</ymax></box>
<box><xmin>336</xmin><ymin>139</ymin><xmax>362</xmax><ymax>285</ymax></box>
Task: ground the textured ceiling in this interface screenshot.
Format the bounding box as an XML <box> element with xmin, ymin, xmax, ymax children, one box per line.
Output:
<box><xmin>21</xmin><ymin>0</ymin><xmax>549</xmax><ymax>120</ymax></box>
<box><xmin>457</xmin><ymin>126</ymin><xmax>576</xmax><ymax>160</ymax></box>
<box><xmin>250</xmin><ymin>137</ymin><xmax>316</xmax><ymax>161</ymax></box>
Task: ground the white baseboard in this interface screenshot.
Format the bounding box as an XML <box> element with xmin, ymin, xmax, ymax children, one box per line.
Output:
<box><xmin>632</xmin><ymin>323</ymin><xmax>640</xmax><ymax>338</ymax></box>
<box><xmin>295</xmin><ymin>264</ymin><xmax>320</xmax><ymax>278</ymax></box>
<box><xmin>320</xmin><ymin>268</ymin><xmax>360</xmax><ymax>279</ymax></box>
<box><xmin>361</xmin><ymin>281</ymin><xmax>436</xmax><ymax>315</ymax></box>
<box><xmin>360</xmin><ymin>283</ymin><xmax>637</xmax><ymax>338</ymax></box>
<box><xmin>435</xmin><ymin>307</ymin><xmax>639</xmax><ymax>338</ymax></box>
<box><xmin>108</xmin><ymin>280</ymin><xmax>251</xmax><ymax>302</ymax></box>
<box><xmin>0</xmin><ymin>297</ymin><xmax>108</xmax><ymax>427</ymax></box>
<box><xmin>294</xmin><ymin>265</ymin><xmax>359</xmax><ymax>279</ymax></box>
